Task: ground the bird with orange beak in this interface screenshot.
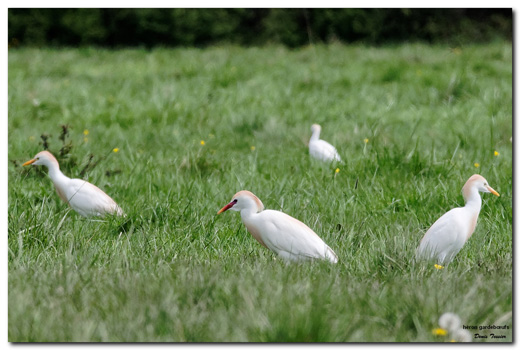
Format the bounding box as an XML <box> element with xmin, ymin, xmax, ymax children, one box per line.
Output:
<box><xmin>416</xmin><ymin>174</ymin><xmax>500</xmax><ymax>264</ymax></box>
<box><xmin>218</xmin><ymin>190</ymin><xmax>338</xmax><ymax>263</ymax></box>
<box><xmin>23</xmin><ymin>150</ymin><xmax>124</xmax><ymax>218</ymax></box>
<box><xmin>309</xmin><ymin>124</ymin><xmax>341</xmax><ymax>163</ymax></box>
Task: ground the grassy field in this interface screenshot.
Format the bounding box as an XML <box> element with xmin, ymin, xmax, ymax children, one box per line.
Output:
<box><xmin>8</xmin><ymin>42</ymin><xmax>512</xmax><ymax>342</ymax></box>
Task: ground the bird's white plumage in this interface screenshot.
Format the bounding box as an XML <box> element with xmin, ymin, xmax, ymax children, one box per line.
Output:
<box><xmin>416</xmin><ymin>174</ymin><xmax>499</xmax><ymax>264</ymax></box>
<box><xmin>23</xmin><ymin>150</ymin><xmax>124</xmax><ymax>218</ymax></box>
<box><xmin>245</xmin><ymin>210</ymin><xmax>337</xmax><ymax>262</ymax></box>
<box><xmin>61</xmin><ymin>178</ymin><xmax>124</xmax><ymax>217</ymax></box>
<box><xmin>219</xmin><ymin>190</ymin><xmax>338</xmax><ymax>263</ymax></box>
<box><xmin>309</xmin><ymin>124</ymin><xmax>341</xmax><ymax>163</ymax></box>
<box><xmin>416</xmin><ymin>208</ymin><xmax>469</xmax><ymax>263</ymax></box>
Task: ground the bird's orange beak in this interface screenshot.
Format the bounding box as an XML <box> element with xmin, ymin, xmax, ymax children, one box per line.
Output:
<box><xmin>486</xmin><ymin>185</ymin><xmax>500</xmax><ymax>197</ymax></box>
<box><xmin>22</xmin><ymin>158</ymin><xmax>36</xmax><ymax>166</ymax></box>
<box><xmin>217</xmin><ymin>201</ymin><xmax>236</xmax><ymax>214</ymax></box>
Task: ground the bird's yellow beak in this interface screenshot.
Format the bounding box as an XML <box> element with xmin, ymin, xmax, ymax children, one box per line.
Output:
<box><xmin>486</xmin><ymin>185</ymin><xmax>500</xmax><ymax>197</ymax></box>
<box><xmin>217</xmin><ymin>201</ymin><xmax>235</xmax><ymax>214</ymax></box>
<box><xmin>22</xmin><ymin>158</ymin><xmax>36</xmax><ymax>166</ymax></box>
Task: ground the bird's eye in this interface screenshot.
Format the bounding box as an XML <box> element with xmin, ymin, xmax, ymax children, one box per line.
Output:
<box><xmin>36</xmin><ymin>157</ymin><xmax>40</xmax><ymax>160</ymax></box>
<box><xmin>233</xmin><ymin>199</ymin><xmax>238</xmax><ymax>203</ymax></box>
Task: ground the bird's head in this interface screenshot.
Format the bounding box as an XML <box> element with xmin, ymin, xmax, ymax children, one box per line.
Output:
<box><xmin>23</xmin><ymin>150</ymin><xmax>59</xmax><ymax>168</ymax></box>
<box><xmin>311</xmin><ymin>124</ymin><xmax>321</xmax><ymax>134</ymax></box>
<box><xmin>462</xmin><ymin>174</ymin><xmax>500</xmax><ymax>200</ymax></box>
<box><xmin>218</xmin><ymin>190</ymin><xmax>264</xmax><ymax>214</ymax></box>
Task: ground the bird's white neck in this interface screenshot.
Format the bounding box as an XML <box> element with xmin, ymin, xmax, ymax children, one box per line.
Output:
<box><xmin>46</xmin><ymin>162</ymin><xmax>70</xmax><ymax>187</ymax></box>
<box><xmin>240</xmin><ymin>208</ymin><xmax>258</xmax><ymax>220</ymax></box>
<box><xmin>464</xmin><ymin>188</ymin><xmax>482</xmax><ymax>213</ymax></box>
<box><xmin>310</xmin><ymin>129</ymin><xmax>321</xmax><ymax>142</ymax></box>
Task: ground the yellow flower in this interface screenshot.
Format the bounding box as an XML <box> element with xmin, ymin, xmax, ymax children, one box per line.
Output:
<box><xmin>474</xmin><ymin>163</ymin><xmax>480</xmax><ymax>168</ymax></box>
<box><xmin>450</xmin><ymin>339</ymin><xmax>456</xmax><ymax>342</ymax></box>
<box><xmin>335</xmin><ymin>168</ymin><xmax>340</xmax><ymax>174</ymax></box>
<box><xmin>251</xmin><ymin>146</ymin><xmax>256</xmax><ymax>151</ymax></box>
<box><xmin>200</xmin><ymin>140</ymin><xmax>205</xmax><ymax>146</ymax></box>
<box><xmin>494</xmin><ymin>150</ymin><xmax>499</xmax><ymax>156</ymax></box>
<box><xmin>451</xmin><ymin>47</ymin><xmax>462</xmax><ymax>55</ymax></box>
<box><xmin>113</xmin><ymin>148</ymin><xmax>119</xmax><ymax>153</ymax></box>
<box><xmin>434</xmin><ymin>264</ymin><xmax>444</xmax><ymax>270</ymax></box>
<box><xmin>83</xmin><ymin>129</ymin><xmax>89</xmax><ymax>136</ymax></box>
<box><xmin>364</xmin><ymin>138</ymin><xmax>369</xmax><ymax>144</ymax></box>
<box><xmin>432</xmin><ymin>328</ymin><xmax>447</xmax><ymax>336</ymax></box>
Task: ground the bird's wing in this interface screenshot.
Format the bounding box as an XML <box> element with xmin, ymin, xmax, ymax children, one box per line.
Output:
<box><xmin>257</xmin><ymin>210</ymin><xmax>333</xmax><ymax>261</ymax></box>
<box><xmin>310</xmin><ymin>140</ymin><xmax>341</xmax><ymax>162</ymax></box>
<box><xmin>65</xmin><ymin>179</ymin><xmax>122</xmax><ymax>217</ymax></box>
<box><xmin>417</xmin><ymin>208</ymin><xmax>465</xmax><ymax>259</ymax></box>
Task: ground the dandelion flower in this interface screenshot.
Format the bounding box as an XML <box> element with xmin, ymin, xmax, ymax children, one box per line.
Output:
<box><xmin>432</xmin><ymin>328</ymin><xmax>447</xmax><ymax>336</ymax></box>
<box><xmin>439</xmin><ymin>312</ymin><xmax>461</xmax><ymax>333</ymax></box>
<box><xmin>364</xmin><ymin>138</ymin><xmax>369</xmax><ymax>144</ymax></box>
<box><xmin>434</xmin><ymin>264</ymin><xmax>444</xmax><ymax>270</ymax></box>
<box><xmin>494</xmin><ymin>151</ymin><xmax>499</xmax><ymax>157</ymax></box>
<box><xmin>83</xmin><ymin>129</ymin><xmax>89</xmax><ymax>136</ymax></box>
<box><xmin>453</xmin><ymin>329</ymin><xmax>472</xmax><ymax>342</ymax></box>
<box><xmin>113</xmin><ymin>148</ymin><xmax>119</xmax><ymax>153</ymax></box>
<box><xmin>251</xmin><ymin>146</ymin><xmax>256</xmax><ymax>151</ymax></box>
<box><xmin>474</xmin><ymin>163</ymin><xmax>480</xmax><ymax>168</ymax></box>
<box><xmin>200</xmin><ymin>140</ymin><xmax>205</xmax><ymax>146</ymax></box>
<box><xmin>452</xmin><ymin>47</ymin><xmax>462</xmax><ymax>55</ymax></box>
<box><xmin>335</xmin><ymin>168</ymin><xmax>340</xmax><ymax>174</ymax></box>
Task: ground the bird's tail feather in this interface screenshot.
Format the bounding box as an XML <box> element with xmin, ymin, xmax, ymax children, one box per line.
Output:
<box><xmin>325</xmin><ymin>245</ymin><xmax>338</xmax><ymax>263</ymax></box>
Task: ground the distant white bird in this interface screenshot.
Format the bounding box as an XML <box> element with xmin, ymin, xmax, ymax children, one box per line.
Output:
<box><xmin>309</xmin><ymin>124</ymin><xmax>341</xmax><ymax>162</ymax></box>
<box><xmin>23</xmin><ymin>150</ymin><xmax>124</xmax><ymax>218</ymax></box>
<box><xmin>416</xmin><ymin>174</ymin><xmax>499</xmax><ymax>264</ymax></box>
<box><xmin>218</xmin><ymin>190</ymin><xmax>338</xmax><ymax>263</ymax></box>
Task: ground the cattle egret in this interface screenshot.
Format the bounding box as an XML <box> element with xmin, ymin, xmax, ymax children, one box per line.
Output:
<box><xmin>23</xmin><ymin>150</ymin><xmax>124</xmax><ymax>217</ymax></box>
<box><xmin>309</xmin><ymin>124</ymin><xmax>341</xmax><ymax>162</ymax></box>
<box><xmin>416</xmin><ymin>174</ymin><xmax>499</xmax><ymax>264</ymax></box>
<box><xmin>218</xmin><ymin>190</ymin><xmax>338</xmax><ymax>263</ymax></box>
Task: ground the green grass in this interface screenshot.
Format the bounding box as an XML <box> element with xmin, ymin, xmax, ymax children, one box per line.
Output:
<box><xmin>8</xmin><ymin>42</ymin><xmax>512</xmax><ymax>342</ymax></box>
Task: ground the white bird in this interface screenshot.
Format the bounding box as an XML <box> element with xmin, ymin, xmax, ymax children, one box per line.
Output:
<box><xmin>218</xmin><ymin>190</ymin><xmax>338</xmax><ymax>263</ymax></box>
<box><xmin>309</xmin><ymin>124</ymin><xmax>341</xmax><ymax>163</ymax></box>
<box><xmin>23</xmin><ymin>150</ymin><xmax>124</xmax><ymax>218</ymax></box>
<box><xmin>416</xmin><ymin>174</ymin><xmax>499</xmax><ymax>264</ymax></box>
